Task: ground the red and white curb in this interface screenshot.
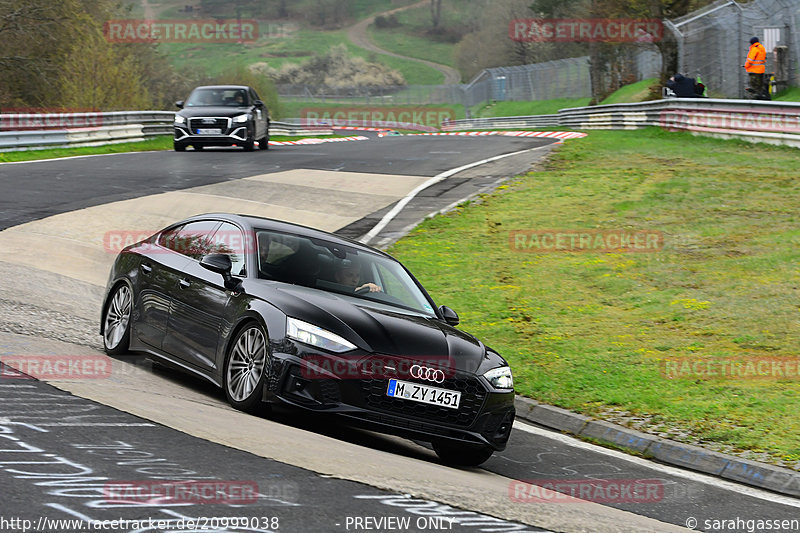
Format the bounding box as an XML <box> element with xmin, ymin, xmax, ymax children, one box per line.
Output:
<box><xmin>330</xmin><ymin>127</ymin><xmax>393</xmax><ymax>132</ymax></box>
<box><xmin>267</xmin><ymin>135</ymin><xmax>369</xmax><ymax>146</ymax></box>
<box><xmin>411</xmin><ymin>131</ymin><xmax>588</xmax><ymax>139</ymax></box>
<box><xmin>264</xmin><ymin>130</ymin><xmax>586</xmax><ymax>147</ymax></box>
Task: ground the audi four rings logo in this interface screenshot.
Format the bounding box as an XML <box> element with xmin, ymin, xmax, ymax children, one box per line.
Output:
<box><xmin>410</xmin><ymin>364</ymin><xmax>446</xmax><ymax>383</ymax></box>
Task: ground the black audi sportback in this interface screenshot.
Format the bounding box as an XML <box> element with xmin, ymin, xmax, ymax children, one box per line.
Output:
<box><xmin>101</xmin><ymin>214</ymin><xmax>515</xmax><ymax>465</ymax></box>
<box><xmin>173</xmin><ymin>85</ymin><xmax>270</xmax><ymax>152</ymax></box>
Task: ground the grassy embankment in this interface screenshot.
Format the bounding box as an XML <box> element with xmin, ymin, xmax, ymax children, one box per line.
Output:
<box><xmin>366</xmin><ymin>0</ymin><xmax>463</xmax><ymax>70</ymax></box>
<box><xmin>388</xmin><ymin>128</ymin><xmax>800</xmax><ymax>467</ymax></box>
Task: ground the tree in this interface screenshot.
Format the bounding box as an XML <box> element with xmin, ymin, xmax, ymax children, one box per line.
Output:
<box><xmin>216</xmin><ymin>65</ymin><xmax>281</xmax><ymax>119</ymax></box>
<box><xmin>430</xmin><ymin>0</ymin><xmax>442</xmax><ymax>29</ymax></box>
<box><xmin>0</xmin><ymin>0</ymin><xmax>85</xmax><ymax>107</ymax></box>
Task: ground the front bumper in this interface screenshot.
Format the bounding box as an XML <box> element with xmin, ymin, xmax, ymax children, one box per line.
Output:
<box><xmin>264</xmin><ymin>351</ymin><xmax>516</xmax><ymax>450</ymax></box>
<box><xmin>174</xmin><ymin>121</ymin><xmax>250</xmax><ymax>146</ymax></box>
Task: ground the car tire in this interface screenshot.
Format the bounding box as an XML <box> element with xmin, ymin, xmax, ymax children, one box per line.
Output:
<box><xmin>433</xmin><ymin>441</ymin><xmax>494</xmax><ymax>467</ymax></box>
<box><xmin>259</xmin><ymin>134</ymin><xmax>269</xmax><ymax>150</ymax></box>
<box><xmin>173</xmin><ymin>141</ymin><xmax>186</xmax><ymax>152</ymax></box>
<box><xmin>102</xmin><ymin>283</ymin><xmax>132</xmax><ymax>356</ymax></box>
<box><xmin>224</xmin><ymin>322</ymin><xmax>269</xmax><ymax>413</ymax></box>
<box><xmin>242</xmin><ymin>131</ymin><xmax>255</xmax><ymax>152</ymax></box>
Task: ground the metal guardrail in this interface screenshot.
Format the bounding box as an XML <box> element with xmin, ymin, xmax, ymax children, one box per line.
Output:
<box><xmin>0</xmin><ymin>113</ymin><xmax>337</xmax><ymax>152</ymax></box>
<box><xmin>443</xmin><ymin>99</ymin><xmax>800</xmax><ymax>148</ymax></box>
<box><xmin>558</xmin><ymin>98</ymin><xmax>800</xmax><ymax>147</ymax></box>
<box><xmin>442</xmin><ymin>115</ymin><xmax>560</xmax><ymax>131</ymax></box>
<box><xmin>0</xmin><ymin>111</ymin><xmax>175</xmax><ymax>152</ymax></box>
<box><xmin>3</xmin><ymin>100</ymin><xmax>800</xmax><ymax>151</ymax></box>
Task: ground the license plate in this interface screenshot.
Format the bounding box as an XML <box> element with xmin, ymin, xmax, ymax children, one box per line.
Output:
<box><xmin>196</xmin><ymin>128</ymin><xmax>222</xmax><ymax>135</ymax></box>
<box><xmin>386</xmin><ymin>379</ymin><xmax>460</xmax><ymax>409</ymax></box>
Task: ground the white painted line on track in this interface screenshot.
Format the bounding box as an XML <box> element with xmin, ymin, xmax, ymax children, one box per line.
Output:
<box><xmin>359</xmin><ymin>144</ymin><xmax>554</xmax><ymax>245</ymax></box>
<box><xmin>33</xmin><ymin>422</ymin><xmax>156</xmax><ymax>427</ymax></box>
<box><xmin>512</xmin><ymin>420</ymin><xmax>800</xmax><ymax>508</ymax></box>
<box><xmin>0</xmin><ymin>151</ymin><xmax>162</xmax><ymax>165</ymax></box>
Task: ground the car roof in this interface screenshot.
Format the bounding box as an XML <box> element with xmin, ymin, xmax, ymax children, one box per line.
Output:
<box><xmin>180</xmin><ymin>213</ymin><xmax>392</xmax><ymax>258</ymax></box>
<box><xmin>191</xmin><ymin>85</ymin><xmax>251</xmax><ymax>91</ymax></box>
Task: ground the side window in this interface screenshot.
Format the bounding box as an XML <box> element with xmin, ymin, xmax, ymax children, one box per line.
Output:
<box><xmin>257</xmin><ymin>231</ymin><xmax>302</xmax><ymax>269</ymax></box>
<box><xmin>213</xmin><ymin>222</ymin><xmax>247</xmax><ymax>277</ymax></box>
<box><xmin>250</xmin><ymin>88</ymin><xmax>260</xmax><ymax>103</ymax></box>
<box><xmin>157</xmin><ymin>220</ymin><xmax>221</xmax><ymax>260</ymax></box>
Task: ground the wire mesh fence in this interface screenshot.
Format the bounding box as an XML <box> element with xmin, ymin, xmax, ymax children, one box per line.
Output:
<box><xmin>670</xmin><ymin>0</ymin><xmax>798</xmax><ymax>98</ymax></box>
<box><xmin>276</xmin><ymin>0</ymin><xmax>798</xmax><ymax>107</ymax></box>
<box><xmin>278</xmin><ymin>53</ymin><xmax>657</xmax><ymax>108</ymax></box>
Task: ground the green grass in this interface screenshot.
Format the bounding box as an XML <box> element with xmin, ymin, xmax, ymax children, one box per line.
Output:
<box><xmin>147</xmin><ymin>0</ymin><xmax>419</xmax><ymax>22</ymax></box>
<box><xmin>345</xmin><ymin>0</ymin><xmax>419</xmax><ymax>20</ymax></box>
<box><xmin>162</xmin><ymin>29</ymin><xmax>354</xmax><ymax>76</ymax></box>
<box><xmin>388</xmin><ymin>128</ymin><xmax>800</xmax><ymax>465</ymax></box>
<box><xmin>473</xmin><ymin>99</ymin><xmax>592</xmax><ymax>117</ymax></box>
<box><xmin>773</xmin><ymin>87</ymin><xmax>800</xmax><ymax>101</ymax></box>
<box><xmin>379</xmin><ymin>0</ymin><xmax>477</xmax><ymax>35</ymax></box>
<box><xmin>467</xmin><ymin>79</ymin><xmax>658</xmax><ymax>118</ymax></box>
<box><xmin>0</xmin><ymin>137</ymin><xmax>174</xmax><ymax>163</ymax></box>
<box><xmin>0</xmin><ymin>133</ymin><xmax>356</xmax><ymax>162</ymax></box>
<box><xmin>600</xmin><ymin>78</ymin><xmax>659</xmax><ymax>105</ymax></box>
<box><xmin>371</xmin><ymin>54</ymin><xmax>444</xmax><ymax>85</ymax></box>
<box><xmin>162</xmin><ymin>25</ymin><xmax>444</xmax><ymax>85</ymax></box>
<box><xmin>368</xmin><ymin>26</ymin><xmax>455</xmax><ymax>68</ymax></box>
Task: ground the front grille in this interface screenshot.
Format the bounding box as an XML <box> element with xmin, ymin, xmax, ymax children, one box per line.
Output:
<box><xmin>188</xmin><ymin>117</ymin><xmax>230</xmax><ymax>133</ymax></box>
<box><xmin>359</xmin><ymin>376</ymin><xmax>487</xmax><ymax>428</ymax></box>
<box><xmin>318</xmin><ymin>379</ymin><xmax>341</xmax><ymax>404</ymax></box>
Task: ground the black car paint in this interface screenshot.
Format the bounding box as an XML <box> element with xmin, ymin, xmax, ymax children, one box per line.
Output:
<box><xmin>102</xmin><ymin>214</ymin><xmax>515</xmax><ymax>455</ymax></box>
<box><xmin>173</xmin><ymin>85</ymin><xmax>270</xmax><ymax>150</ymax></box>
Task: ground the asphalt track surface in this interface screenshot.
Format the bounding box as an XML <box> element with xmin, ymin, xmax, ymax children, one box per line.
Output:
<box><xmin>0</xmin><ymin>364</ymin><xmax>546</xmax><ymax>533</ymax></box>
<box><xmin>0</xmin><ymin>135</ymin><xmax>548</xmax><ymax>231</ymax></box>
<box><xmin>0</xmin><ymin>134</ymin><xmax>797</xmax><ymax>532</ymax></box>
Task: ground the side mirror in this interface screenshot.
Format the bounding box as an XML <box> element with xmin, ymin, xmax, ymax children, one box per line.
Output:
<box><xmin>175</xmin><ymin>100</ymin><xmax>184</xmax><ymax>109</ymax></box>
<box><xmin>438</xmin><ymin>305</ymin><xmax>459</xmax><ymax>326</ymax></box>
<box><xmin>200</xmin><ymin>254</ymin><xmax>237</xmax><ymax>290</ymax></box>
<box><xmin>254</xmin><ymin>99</ymin><xmax>264</xmax><ymax>107</ymax></box>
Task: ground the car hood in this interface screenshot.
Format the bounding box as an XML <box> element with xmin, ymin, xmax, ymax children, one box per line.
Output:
<box><xmin>244</xmin><ymin>281</ymin><xmax>492</xmax><ymax>374</ymax></box>
<box><xmin>177</xmin><ymin>106</ymin><xmax>251</xmax><ymax>118</ymax></box>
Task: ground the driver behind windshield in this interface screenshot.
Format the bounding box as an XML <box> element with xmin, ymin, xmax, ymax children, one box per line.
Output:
<box><xmin>335</xmin><ymin>259</ymin><xmax>381</xmax><ymax>293</ymax></box>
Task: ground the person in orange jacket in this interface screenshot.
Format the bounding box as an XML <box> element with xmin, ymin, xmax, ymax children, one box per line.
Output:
<box><xmin>744</xmin><ymin>36</ymin><xmax>768</xmax><ymax>99</ymax></box>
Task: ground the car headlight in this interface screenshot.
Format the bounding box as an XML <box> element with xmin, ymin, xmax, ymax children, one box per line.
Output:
<box><xmin>484</xmin><ymin>366</ymin><xmax>513</xmax><ymax>390</ymax></box>
<box><xmin>233</xmin><ymin>114</ymin><xmax>250</xmax><ymax>123</ymax></box>
<box><xmin>286</xmin><ymin>317</ymin><xmax>356</xmax><ymax>353</ymax></box>
<box><xmin>174</xmin><ymin>115</ymin><xmax>186</xmax><ymax>124</ymax></box>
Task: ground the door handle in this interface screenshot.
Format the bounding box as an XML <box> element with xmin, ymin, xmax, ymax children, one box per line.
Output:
<box><xmin>178</xmin><ymin>279</ymin><xmax>190</xmax><ymax>289</ymax></box>
<box><xmin>141</xmin><ymin>264</ymin><xmax>152</xmax><ymax>274</ymax></box>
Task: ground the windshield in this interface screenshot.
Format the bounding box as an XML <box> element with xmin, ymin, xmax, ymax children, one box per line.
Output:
<box><xmin>185</xmin><ymin>88</ymin><xmax>248</xmax><ymax>107</ymax></box>
<box><xmin>255</xmin><ymin>229</ymin><xmax>436</xmax><ymax>317</ymax></box>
